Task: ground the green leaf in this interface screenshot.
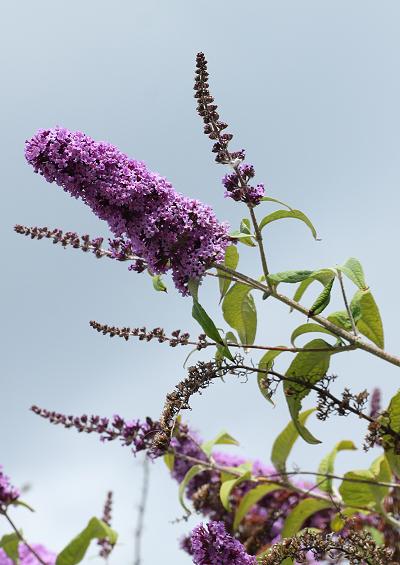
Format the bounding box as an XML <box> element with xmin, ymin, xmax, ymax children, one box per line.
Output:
<box><xmin>225</xmin><ymin>331</ymin><xmax>238</xmax><ymax>345</ymax></box>
<box><xmin>308</xmin><ymin>278</ymin><xmax>334</xmax><ymax>316</ymax></box>
<box><xmin>201</xmin><ymin>431</ymin><xmax>240</xmax><ymax>458</ymax></box>
<box><xmin>222</xmin><ymin>283</ymin><xmax>257</xmax><ymax>346</ymax></box>
<box><xmin>12</xmin><ymin>499</ymin><xmax>35</xmax><ymax>512</ymax></box>
<box><xmin>365</xmin><ymin>526</ymin><xmax>385</xmax><ymax>546</ymax></box>
<box><xmin>385</xmin><ymin>448</ymin><xmax>400</xmax><ymax>478</ymax></box>
<box><xmin>191</xmin><ymin>298</ymin><xmax>233</xmax><ymax>361</ymax></box>
<box><xmin>257</xmin><ymin>349</ymin><xmax>285</xmax><ymax>404</ymax></box>
<box><xmin>281</xmin><ymin>498</ymin><xmax>333</xmax><ymax>538</ymax></box>
<box><xmin>260</xmin><ymin>196</ymin><xmax>293</xmax><ymax>210</ymax></box>
<box><xmin>56</xmin><ymin>517</ymin><xmax>117</xmax><ymax>565</ymax></box>
<box><xmin>268</xmin><ymin>270</ymin><xmax>314</xmax><ymax>285</ymax></box>
<box><xmin>327</xmin><ymin>310</ymin><xmax>353</xmax><ymax>331</ymax></box>
<box><xmin>233</xmin><ymin>483</ymin><xmax>282</xmax><ymax>530</ymax></box>
<box><xmin>350</xmin><ymin>290</ymin><xmax>384</xmax><ymax>348</ymax></box>
<box><xmin>240</xmin><ymin>219</ymin><xmax>251</xmax><ymax>234</ymax></box>
<box><xmin>291</xmin><ymin>323</ymin><xmax>337</xmax><ymax>346</ymax></box>
<box><xmin>339</xmin><ymin>456</ymin><xmax>391</xmax><ymax>510</ymax></box>
<box><xmin>339</xmin><ymin>470</ymin><xmax>378</xmax><ymax>508</ymax></box>
<box><xmin>220</xmin><ymin>471</ymin><xmax>251</xmax><ymax>512</ymax></box>
<box><xmin>218</xmin><ymin>245</ymin><xmax>239</xmax><ymax>301</ymax></box>
<box><xmin>229</xmin><ymin>230</ymin><xmax>256</xmax><ymax>247</ymax></box>
<box><xmin>152</xmin><ymin>275</ymin><xmax>167</xmax><ymax>292</ymax></box>
<box><xmin>178</xmin><ymin>465</ymin><xmax>205</xmax><ymax>514</ymax></box>
<box><xmin>330</xmin><ymin>514</ymin><xmax>346</xmax><ymax>532</ymax></box>
<box><xmin>259</xmin><ymin>209</ymin><xmax>318</xmax><ymax>240</ymax></box>
<box><xmin>163</xmin><ymin>452</ymin><xmax>175</xmax><ymax>471</ymax></box>
<box><xmin>271</xmin><ymin>408</ymin><xmax>316</xmax><ymax>472</ymax></box>
<box><xmin>0</xmin><ymin>533</ymin><xmax>20</xmax><ymax>563</ymax></box>
<box><xmin>338</xmin><ymin>258</ymin><xmax>368</xmax><ymax>290</ymax></box>
<box><xmin>284</xmin><ymin>340</ymin><xmax>333</xmax><ymax>444</ymax></box>
<box><xmin>317</xmin><ymin>440</ymin><xmax>357</xmax><ymax>493</ymax></box>
<box><xmin>292</xmin><ymin>269</ymin><xmax>335</xmax><ymax>308</ymax></box>
<box><xmin>382</xmin><ymin>393</ymin><xmax>400</xmax><ymax>476</ymax></box>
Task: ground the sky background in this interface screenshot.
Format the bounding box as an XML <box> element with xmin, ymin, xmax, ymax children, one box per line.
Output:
<box><xmin>2</xmin><ymin>1</ymin><xmax>400</xmax><ymax>562</ymax></box>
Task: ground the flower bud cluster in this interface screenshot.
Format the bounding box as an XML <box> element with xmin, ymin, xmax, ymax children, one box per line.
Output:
<box><xmin>194</xmin><ymin>53</ymin><xmax>265</xmax><ymax>206</ymax></box>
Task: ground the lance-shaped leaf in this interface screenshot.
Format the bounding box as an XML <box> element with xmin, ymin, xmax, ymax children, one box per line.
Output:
<box><xmin>339</xmin><ymin>455</ymin><xmax>391</xmax><ymax>509</ymax></box>
<box><xmin>229</xmin><ymin>230</ymin><xmax>256</xmax><ymax>247</ymax></box>
<box><xmin>222</xmin><ymin>283</ymin><xmax>257</xmax><ymax>346</ymax></box>
<box><xmin>380</xmin><ymin>391</ymin><xmax>400</xmax><ymax>477</ymax></box>
<box><xmin>178</xmin><ymin>465</ymin><xmax>206</xmax><ymax>514</ymax></box>
<box><xmin>284</xmin><ymin>340</ymin><xmax>333</xmax><ymax>444</ymax></box>
<box><xmin>219</xmin><ymin>470</ymin><xmax>252</xmax><ymax>512</ymax></box>
<box><xmin>338</xmin><ymin>258</ymin><xmax>368</xmax><ymax>290</ymax></box>
<box><xmin>259</xmin><ymin>209</ymin><xmax>318</xmax><ymax>240</ymax></box>
<box><xmin>0</xmin><ymin>533</ymin><xmax>19</xmax><ymax>564</ymax></box>
<box><xmin>317</xmin><ymin>440</ymin><xmax>357</xmax><ymax>493</ymax></box>
<box><xmin>268</xmin><ymin>270</ymin><xmax>314</xmax><ymax>285</ymax></box>
<box><xmin>281</xmin><ymin>498</ymin><xmax>333</xmax><ymax>538</ymax></box>
<box><xmin>233</xmin><ymin>483</ymin><xmax>282</xmax><ymax>530</ymax></box>
<box><xmin>308</xmin><ymin>277</ymin><xmax>334</xmax><ymax>316</ymax></box>
<box><xmin>350</xmin><ymin>290</ymin><xmax>384</xmax><ymax>348</ymax></box>
<box><xmin>192</xmin><ymin>298</ymin><xmax>233</xmax><ymax>361</ymax></box>
<box><xmin>257</xmin><ymin>349</ymin><xmax>285</xmax><ymax>404</ymax></box>
<box><xmin>163</xmin><ymin>452</ymin><xmax>175</xmax><ymax>471</ymax></box>
<box><xmin>271</xmin><ymin>408</ymin><xmax>316</xmax><ymax>472</ymax></box>
<box><xmin>56</xmin><ymin>518</ymin><xmax>118</xmax><ymax>565</ymax></box>
<box><xmin>201</xmin><ymin>431</ymin><xmax>240</xmax><ymax>457</ymax></box>
<box><xmin>240</xmin><ymin>218</ymin><xmax>252</xmax><ymax>234</ymax></box>
<box><xmin>291</xmin><ymin>323</ymin><xmax>337</xmax><ymax>346</ymax></box>
<box><xmin>217</xmin><ymin>245</ymin><xmax>239</xmax><ymax>301</ymax></box>
<box><xmin>261</xmin><ymin>196</ymin><xmax>293</xmax><ymax>210</ymax></box>
<box><xmin>292</xmin><ymin>269</ymin><xmax>335</xmax><ymax>308</ymax></box>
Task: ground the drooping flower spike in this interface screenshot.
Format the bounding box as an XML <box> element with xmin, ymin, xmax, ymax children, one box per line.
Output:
<box><xmin>25</xmin><ymin>127</ymin><xmax>230</xmax><ymax>294</ymax></box>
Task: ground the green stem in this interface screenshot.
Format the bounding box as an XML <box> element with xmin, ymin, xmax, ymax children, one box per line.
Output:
<box><xmin>0</xmin><ymin>510</ymin><xmax>48</xmax><ymax>565</ymax></box>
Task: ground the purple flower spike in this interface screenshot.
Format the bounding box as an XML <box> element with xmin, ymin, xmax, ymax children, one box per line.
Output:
<box><xmin>25</xmin><ymin>127</ymin><xmax>230</xmax><ymax>294</ymax></box>
<box><xmin>0</xmin><ymin>466</ymin><xmax>20</xmax><ymax>509</ymax></box>
<box><xmin>190</xmin><ymin>521</ymin><xmax>257</xmax><ymax>565</ymax></box>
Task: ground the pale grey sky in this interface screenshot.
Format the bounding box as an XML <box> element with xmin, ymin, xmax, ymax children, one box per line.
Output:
<box><xmin>2</xmin><ymin>1</ymin><xmax>400</xmax><ymax>563</ymax></box>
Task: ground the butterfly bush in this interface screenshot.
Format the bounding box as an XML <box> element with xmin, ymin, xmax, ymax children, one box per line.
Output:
<box><xmin>25</xmin><ymin>127</ymin><xmax>230</xmax><ymax>294</ymax></box>
<box><xmin>10</xmin><ymin>53</ymin><xmax>400</xmax><ymax>565</ymax></box>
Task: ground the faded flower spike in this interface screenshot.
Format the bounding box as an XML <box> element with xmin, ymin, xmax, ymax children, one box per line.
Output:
<box><xmin>25</xmin><ymin>127</ymin><xmax>230</xmax><ymax>294</ymax></box>
<box><xmin>195</xmin><ymin>53</ymin><xmax>265</xmax><ymax>206</ymax></box>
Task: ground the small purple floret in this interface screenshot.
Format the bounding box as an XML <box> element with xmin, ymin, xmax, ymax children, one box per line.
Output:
<box><xmin>190</xmin><ymin>521</ymin><xmax>256</xmax><ymax>565</ymax></box>
<box><xmin>222</xmin><ymin>164</ymin><xmax>265</xmax><ymax>205</ymax></box>
<box><xmin>25</xmin><ymin>127</ymin><xmax>230</xmax><ymax>294</ymax></box>
<box><xmin>0</xmin><ymin>466</ymin><xmax>20</xmax><ymax>508</ymax></box>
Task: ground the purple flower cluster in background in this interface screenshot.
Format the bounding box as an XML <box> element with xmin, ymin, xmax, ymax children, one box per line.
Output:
<box><xmin>25</xmin><ymin>127</ymin><xmax>230</xmax><ymax>294</ymax></box>
<box><xmin>190</xmin><ymin>521</ymin><xmax>256</xmax><ymax>565</ymax></box>
<box><xmin>0</xmin><ymin>544</ymin><xmax>56</xmax><ymax>565</ymax></box>
<box><xmin>222</xmin><ymin>164</ymin><xmax>265</xmax><ymax>205</ymax></box>
<box><xmin>0</xmin><ymin>466</ymin><xmax>20</xmax><ymax>509</ymax></box>
<box><xmin>30</xmin><ymin>408</ymin><xmax>389</xmax><ymax>561</ymax></box>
